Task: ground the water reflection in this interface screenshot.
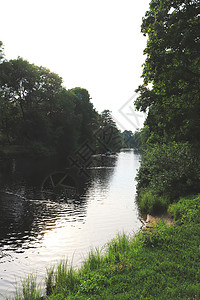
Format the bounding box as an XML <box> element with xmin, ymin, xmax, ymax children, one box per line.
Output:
<box><xmin>0</xmin><ymin>150</ymin><xmax>142</xmax><ymax>297</ymax></box>
<box><xmin>0</xmin><ymin>155</ymin><xmax>117</xmax><ymax>251</ymax></box>
<box><xmin>0</xmin><ymin>193</ymin><xmax>86</xmax><ymax>252</ymax></box>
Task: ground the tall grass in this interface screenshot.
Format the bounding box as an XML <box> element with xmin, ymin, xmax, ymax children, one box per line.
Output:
<box><xmin>45</xmin><ymin>260</ymin><xmax>78</xmax><ymax>297</ymax></box>
<box><xmin>82</xmin><ymin>248</ymin><xmax>104</xmax><ymax>272</ymax></box>
<box><xmin>139</xmin><ymin>188</ymin><xmax>170</xmax><ymax>214</ymax></box>
<box><xmin>105</xmin><ymin>233</ymin><xmax>131</xmax><ymax>263</ymax></box>
<box><xmin>11</xmin><ymin>275</ymin><xmax>42</xmax><ymax>300</ymax></box>
<box><xmin>168</xmin><ymin>194</ymin><xmax>200</xmax><ymax>224</ymax></box>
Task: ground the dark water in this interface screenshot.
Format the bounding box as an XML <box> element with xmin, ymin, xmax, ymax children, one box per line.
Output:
<box><xmin>0</xmin><ymin>149</ymin><xmax>144</xmax><ymax>298</ymax></box>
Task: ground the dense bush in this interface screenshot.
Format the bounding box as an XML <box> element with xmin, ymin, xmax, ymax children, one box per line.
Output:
<box><xmin>168</xmin><ymin>194</ymin><xmax>200</xmax><ymax>224</ymax></box>
<box><xmin>136</xmin><ymin>142</ymin><xmax>200</xmax><ymax>204</ymax></box>
<box><xmin>138</xmin><ymin>189</ymin><xmax>170</xmax><ymax>214</ymax></box>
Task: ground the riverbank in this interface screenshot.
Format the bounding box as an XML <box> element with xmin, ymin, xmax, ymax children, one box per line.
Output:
<box><xmin>0</xmin><ymin>145</ymin><xmax>29</xmax><ymax>158</ymax></box>
<box><xmin>11</xmin><ymin>194</ymin><xmax>200</xmax><ymax>299</ymax></box>
<box><xmin>0</xmin><ymin>144</ymin><xmax>58</xmax><ymax>159</ymax></box>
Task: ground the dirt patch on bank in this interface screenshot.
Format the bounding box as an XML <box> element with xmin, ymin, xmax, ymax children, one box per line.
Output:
<box><xmin>144</xmin><ymin>214</ymin><xmax>174</xmax><ymax>229</ymax></box>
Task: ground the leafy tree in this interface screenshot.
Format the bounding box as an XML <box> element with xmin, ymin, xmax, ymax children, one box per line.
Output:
<box><xmin>122</xmin><ymin>130</ymin><xmax>134</xmax><ymax>148</ymax></box>
<box><xmin>122</xmin><ymin>127</ymin><xmax>150</xmax><ymax>149</ymax></box>
<box><xmin>100</xmin><ymin>110</ymin><xmax>117</xmax><ymax>127</ymax></box>
<box><xmin>0</xmin><ymin>44</ymin><xmax>122</xmax><ymax>157</ymax></box>
<box><xmin>0</xmin><ymin>41</ymin><xmax>4</xmax><ymax>62</ymax></box>
<box><xmin>71</xmin><ymin>87</ymin><xmax>98</xmax><ymax>144</ymax></box>
<box><xmin>136</xmin><ymin>142</ymin><xmax>200</xmax><ymax>201</ymax></box>
<box><xmin>135</xmin><ymin>126</ymin><xmax>150</xmax><ymax>149</ymax></box>
<box><xmin>0</xmin><ymin>58</ymin><xmax>66</xmax><ymax>146</ymax></box>
<box><xmin>134</xmin><ymin>0</ymin><xmax>200</xmax><ymax>211</ymax></box>
<box><xmin>96</xmin><ymin>110</ymin><xmax>122</xmax><ymax>153</ymax></box>
<box><xmin>0</xmin><ymin>55</ymin><xmax>80</xmax><ymax>156</ymax></box>
<box><xmin>0</xmin><ymin>41</ymin><xmax>9</xmax><ymax>144</ymax></box>
<box><xmin>49</xmin><ymin>89</ymin><xmax>78</xmax><ymax>154</ymax></box>
<box><xmin>135</xmin><ymin>0</ymin><xmax>200</xmax><ymax>143</ymax></box>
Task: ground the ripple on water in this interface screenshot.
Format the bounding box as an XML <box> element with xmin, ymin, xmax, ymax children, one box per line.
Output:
<box><xmin>0</xmin><ymin>151</ymin><xmax>143</xmax><ymax>298</ymax></box>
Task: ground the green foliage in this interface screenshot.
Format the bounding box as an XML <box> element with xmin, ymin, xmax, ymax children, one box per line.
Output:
<box><xmin>135</xmin><ymin>0</ymin><xmax>200</xmax><ymax>144</ymax></box>
<box><xmin>141</xmin><ymin>220</ymin><xmax>170</xmax><ymax>248</ymax></box>
<box><xmin>136</xmin><ymin>142</ymin><xmax>200</xmax><ymax>204</ymax></box>
<box><xmin>0</xmin><ymin>52</ymin><xmax>100</xmax><ymax>157</ymax></box>
<box><xmin>139</xmin><ymin>189</ymin><xmax>170</xmax><ymax>214</ymax></box>
<box><xmin>105</xmin><ymin>233</ymin><xmax>131</xmax><ymax>263</ymax></box>
<box><xmin>79</xmin><ymin>273</ymin><xmax>108</xmax><ymax>295</ymax></box>
<box><xmin>0</xmin><ymin>41</ymin><xmax>4</xmax><ymax>62</ymax></box>
<box><xmin>0</xmin><ymin>57</ymin><xmax>63</xmax><ymax>147</ymax></box>
<box><xmin>121</xmin><ymin>130</ymin><xmax>134</xmax><ymax>148</ymax></box>
<box><xmin>12</xmin><ymin>275</ymin><xmax>42</xmax><ymax>300</ymax></box>
<box><xmin>96</xmin><ymin>110</ymin><xmax>123</xmax><ymax>153</ymax></box>
<box><xmin>82</xmin><ymin>249</ymin><xmax>104</xmax><ymax>272</ymax></box>
<box><xmin>46</xmin><ymin>266</ymin><xmax>55</xmax><ymax>296</ymax></box>
<box><xmin>71</xmin><ymin>87</ymin><xmax>98</xmax><ymax>145</ymax></box>
<box><xmin>168</xmin><ymin>194</ymin><xmax>200</xmax><ymax>224</ymax></box>
<box><xmin>121</xmin><ymin>127</ymin><xmax>150</xmax><ymax>150</ymax></box>
<box><xmin>134</xmin><ymin>126</ymin><xmax>150</xmax><ymax>150</ymax></box>
<box><xmin>134</xmin><ymin>0</ymin><xmax>200</xmax><ymax>214</ymax></box>
<box><xmin>0</xmin><ymin>44</ymin><xmax>125</xmax><ymax>158</ymax></box>
<box><xmin>45</xmin><ymin>260</ymin><xmax>78</xmax><ymax>297</ymax></box>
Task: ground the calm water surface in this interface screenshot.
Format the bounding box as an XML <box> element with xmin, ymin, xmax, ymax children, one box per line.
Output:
<box><xmin>0</xmin><ymin>149</ymin><xmax>144</xmax><ymax>298</ymax></box>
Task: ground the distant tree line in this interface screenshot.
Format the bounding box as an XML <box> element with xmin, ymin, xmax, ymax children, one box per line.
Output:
<box><xmin>121</xmin><ymin>127</ymin><xmax>150</xmax><ymax>149</ymax></box>
<box><xmin>0</xmin><ymin>42</ymin><xmax>127</xmax><ymax>157</ymax></box>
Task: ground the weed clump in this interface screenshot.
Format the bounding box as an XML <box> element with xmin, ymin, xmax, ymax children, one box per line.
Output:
<box><xmin>139</xmin><ymin>189</ymin><xmax>170</xmax><ymax>214</ymax></box>
<box><xmin>12</xmin><ymin>275</ymin><xmax>42</xmax><ymax>300</ymax></box>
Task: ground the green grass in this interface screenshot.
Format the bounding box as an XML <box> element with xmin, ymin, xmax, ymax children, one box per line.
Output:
<box><xmin>8</xmin><ymin>275</ymin><xmax>42</xmax><ymax>300</ymax></box>
<box><xmin>11</xmin><ymin>194</ymin><xmax>200</xmax><ymax>300</ymax></box>
<box><xmin>138</xmin><ymin>188</ymin><xmax>170</xmax><ymax>214</ymax></box>
<box><xmin>168</xmin><ymin>194</ymin><xmax>200</xmax><ymax>224</ymax></box>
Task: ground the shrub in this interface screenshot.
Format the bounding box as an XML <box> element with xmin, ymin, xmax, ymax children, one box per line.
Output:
<box><xmin>139</xmin><ymin>189</ymin><xmax>170</xmax><ymax>214</ymax></box>
<box><xmin>136</xmin><ymin>142</ymin><xmax>200</xmax><ymax>202</ymax></box>
<box><xmin>168</xmin><ymin>194</ymin><xmax>200</xmax><ymax>224</ymax></box>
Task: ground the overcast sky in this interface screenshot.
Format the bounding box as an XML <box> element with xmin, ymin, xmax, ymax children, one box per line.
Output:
<box><xmin>1</xmin><ymin>0</ymin><xmax>149</xmax><ymax>131</ymax></box>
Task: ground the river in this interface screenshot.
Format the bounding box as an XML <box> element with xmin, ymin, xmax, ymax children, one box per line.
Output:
<box><xmin>0</xmin><ymin>149</ymin><xmax>144</xmax><ymax>298</ymax></box>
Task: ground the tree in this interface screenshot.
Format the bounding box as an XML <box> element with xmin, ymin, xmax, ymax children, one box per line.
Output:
<box><xmin>0</xmin><ymin>58</ymin><xmax>63</xmax><ymax>145</ymax></box>
<box><xmin>122</xmin><ymin>130</ymin><xmax>134</xmax><ymax>148</ymax></box>
<box><xmin>70</xmin><ymin>87</ymin><xmax>98</xmax><ymax>144</ymax></box>
<box><xmin>135</xmin><ymin>0</ymin><xmax>200</xmax><ymax>143</ymax></box>
<box><xmin>96</xmin><ymin>110</ymin><xmax>122</xmax><ymax>153</ymax></box>
<box><xmin>100</xmin><ymin>110</ymin><xmax>117</xmax><ymax>127</ymax></box>
<box><xmin>0</xmin><ymin>43</ymin><xmax>123</xmax><ymax>157</ymax></box>
<box><xmin>0</xmin><ymin>41</ymin><xmax>4</xmax><ymax>62</ymax></box>
<box><xmin>49</xmin><ymin>89</ymin><xmax>78</xmax><ymax>154</ymax></box>
<box><xmin>134</xmin><ymin>1</ymin><xmax>200</xmax><ymax>209</ymax></box>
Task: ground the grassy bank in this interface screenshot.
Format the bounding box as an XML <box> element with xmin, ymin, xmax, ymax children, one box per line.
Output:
<box><xmin>9</xmin><ymin>194</ymin><xmax>200</xmax><ymax>300</ymax></box>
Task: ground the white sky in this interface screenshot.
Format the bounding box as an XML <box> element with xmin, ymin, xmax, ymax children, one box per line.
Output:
<box><xmin>1</xmin><ymin>0</ymin><xmax>149</xmax><ymax>131</ymax></box>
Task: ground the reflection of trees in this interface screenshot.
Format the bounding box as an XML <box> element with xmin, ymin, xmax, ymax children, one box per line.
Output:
<box><xmin>41</xmin><ymin>171</ymin><xmax>78</xmax><ymax>201</ymax></box>
<box><xmin>0</xmin><ymin>159</ymin><xmax>88</xmax><ymax>252</ymax></box>
<box><xmin>0</xmin><ymin>154</ymin><xmax>118</xmax><ymax>252</ymax></box>
<box><xmin>0</xmin><ymin>158</ymin><xmax>52</xmax><ymax>199</ymax></box>
<box><xmin>80</xmin><ymin>154</ymin><xmax>118</xmax><ymax>199</ymax></box>
<box><xmin>0</xmin><ymin>192</ymin><xmax>88</xmax><ymax>252</ymax></box>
